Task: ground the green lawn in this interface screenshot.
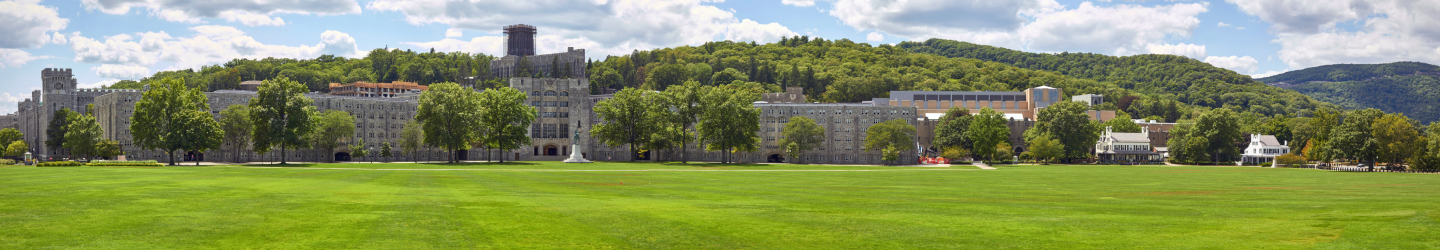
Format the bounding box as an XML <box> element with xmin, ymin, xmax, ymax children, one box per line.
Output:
<box><xmin>1</xmin><ymin>163</ymin><xmax>1436</xmax><ymax>249</ymax></box>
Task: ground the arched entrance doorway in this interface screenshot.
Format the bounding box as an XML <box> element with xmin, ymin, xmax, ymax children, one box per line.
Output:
<box><xmin>335</xmin><ymin>152</ymin><xmax>351</xmax><ymax>161</ymax></box>
<box><xmin>767</xmin><ymin>154</ymin><xmax>785</xmax><ymax>163</ymax></box>
<box><xmin>457</xmin><ymin>149</ymin><xmax>468</xmax><ymax>161</ymax></box>
<box><xmin>544</xmin><ymin>145</ymin><xmax>558</xmax><ymax>156</ymax></box>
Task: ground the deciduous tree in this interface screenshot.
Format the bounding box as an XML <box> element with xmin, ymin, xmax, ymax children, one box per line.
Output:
<box><xmin>863</xmin><ymin>119</ymin><xmax>916</xmax><ymax>165</ymax></box>
<box><xmin>350</xmin><ymin>138</ymin><xmax>368</xmax><ymax>163</ymax></box>
<box><xmin>381</xmin><ymin>142</ymin><xmax>393</xmax><ymax>162</ymax></box>
<box><xmin>779</xmin><ymin>116</ymin><xmax>825</xmax><ymax>164</ymax></box>
<box><xmin>63</xmin><ymin>112</ymin><xmax>103</xmax><ymax>161</ymax></box>
<box><xmin>249</xmin><ymin>76</ymin><xmax>317</xmax><ymax>164</ymax></box>
<box><xmin>219</xmin><ymin>105</ymin><xmax>252</xmax><ymax>163</ymax></box>
<box><xmin>0</xmin><ymin>128</ymin><xmax>22</xmax><ymax>149</ymax></box>
<box><xmin>1025</xmin><ymin>101</ymin><xmax>1099</xmax><ymax>161</ymax></box>
<box><xmin>1100</xmin><ymin>113</ymin><xmax>1142</xmax><ymax>133</ymax></box>
<box><xmin>45</xmin><ymin>108</ymin><xmax>76</xmax><ymax>154</ymax></box>
<box><xmin>967</xmin><ymin>107</ymin><xmax>1009</xmax><ymax>160</ymax></box>
<box><xmin>1370</xmin><ymin>113</ymin><xmax>1419</xmax><ymax>167</ymax></box>
<box><xmin>415</xmin><ymin>82</ymin><xmax>483</xmax><ymax>163</ymax></box>
<box><xmin>1194</xmin><ymin>108</ymin><xmax>1243</xmax><ymax>163</ymax></box>
<box><xmin>310</xmin><ymin>110</ymin><xmax>356</xmax><ymax>162</ymax></box>
<box><xmin>932</xmin><ymin>106</ymin><xmax>971</xmax><ymax>151</ymax></box>
<box><xmin>134</xmin><ymin>77</ymin><xmax>224</xmax><ymax>165</ymax></box>
<box><xmin>698</xmin><ymin>85</ymin><xmax>761</xmax><ymax>163</ymax></box>
<box><xmin>1026</xmin><ymin>132</ymin><xmax>1064</xmax><ymax>164</ymax></box>
<box><xmin>400</xmin><ymin>120</ymin><xmax>423</xmax><ymax>163</ymax></box>
<box><xmin>1329</xmin><ymin>109</ymin><xmax>1384</xmax><ymax>166</ymax></box>
<box><xmin>6</xmin><ymin>141</ymin><xmax>27</xmax><ymax>158</ymax></box>
<box><xmin>592</xmin><ymin>88</ymin><xmax>659</xmax><ymax>161</ymax></box>
<box><xmin>476</xmin><ymin>86</ymin><xmax>536</xmax><ymax>163</ymax></box>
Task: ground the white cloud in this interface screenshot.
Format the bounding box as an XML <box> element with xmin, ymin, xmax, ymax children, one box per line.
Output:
<box><xmin>80</xmin><ymin>0</ymin><xmax>360</xmax><ymax>26</ymax></box>
<box><xmin>92</xmin><ymin>64</ymin><xmax>150</xmax><ymax>79</ymax></box>
<box><xmin>1251</xmin><ymin>70</ymin><xmax>1285</xmax><ymax>78</ymax></box>
<box><xmin>1227</xmin><ymin>0</ymin><xmax>1440</xmax><ymax>68</ymax></box>
<box><xmin>369</xmin><ymin>0</ymin><xmax>797</xmax><ymax>57</ymax></box>
<box><xmin>1218</xmin><ymin>22</ymin><xmax>1231</xmax><ymax>27</ymax></box>
<box><xmin>0</xmin><ymin>92</ymin><xmax>22</xmax><ymax>114</ymax></box>
<box><xmin>867</xmin><ymin>32</ymin><xmax>884</xmax><ymax>42</ymax></box>
<box><xmin>0</xmin><ymin>0</ymin><xmax>68</xmax><ymax>48</ymax></box>
<box><xmin>827</xmin><ymin>0</ymin><xmax>1207</xmax><ymax>56</ymax></box>
<box><xmin>1145</xmin><ymin>43</ymin><xmax>1206</xmax><ymax>58</ymax></box>
<box><xmin>0</xmin><ymin>48</ymin><xmax>51</xmax><ymax>68</ymax></box>
<box><xmin>782</xmin><ymin>0</ymin><xmax>827</xmax><ymax>7</ymax></box>
<box><xmin>67</xmin><ymin>26</ymin><xmax>366</xmax><ymax>74</ymax></box>
<box><xmin>445</xmin><ymin>28</ymin><xmax>462</xmax><ymax>38</ymax></box>
<box><xmin>1203</xmin><ymin>55</ymin><xmax>1259</xmax><ymax>74</ymax></box>
<box><xmin>78</xmin><ymin>79</ymin><xmax>120</xmax><ymax>89</ymax></box>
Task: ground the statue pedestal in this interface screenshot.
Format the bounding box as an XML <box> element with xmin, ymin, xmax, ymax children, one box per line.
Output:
<box><xmin>563</xmin><ymin>145</ymin><xmax>592</xmax><ymax>163</ymax></box>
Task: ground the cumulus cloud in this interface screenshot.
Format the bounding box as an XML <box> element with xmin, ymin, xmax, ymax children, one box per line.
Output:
<box><xmin>0</xmin><ymin>92</ymin><xmax>22</xmax><ymax>114</ymax></box>
<box><xmin>446</xmin><ymin>28</ymin><xmax>462</xmax><ymax>38</ymax></box>
<box><xmin>67</xmin><ymin>26</ymin><xmax>366</xmax><ymax>74</ymax></box>
<box><xmin>92</xmin><ymin>64</ymin><xmax>150</xmax><ymax>79</ymax></box>
<box><xmin>782</xmin><ymin>0</ymin><xmax>827</xmax><ymax>7</ymax></box>
<box><xmin>1145</xmin><ymin>43</ymin><xmax>1206</xmax><ymax>58</ymax></box>
<box><xmin>1203</xmin><ymin>55</ymin><xmax>1260</xmax><ymax>74</ymax></box>
<box><xmin>826</xmin><ymin>0</ymin><xmax>1207</xmax><ymax>56</ymax></box>
<box><xmin>1227</xmin><ymin>0</ymin><xmax>1440</xmax><ymax>68</ymax></box>
<box><xmin>1251</xmin><ymin>70</ymin><xmax>1285</xmax><ymax>78</ymax></box>
<box><xmin>369</xmin><ymin>0</ymin><xmax>797</xmax><ymax>57</ymax></box>
<box><xmin>80</xmin><ymin>0</ymin><xmax>361</xmax><ymax>26</ymax></box>
<box><xmin>0</xmin><ymin>0</ymin><xmax>69</xmax><ymax>48</ymax></box>
<box><xmin>0</xmin><ymin>48</ymin><xmax>51</xmax><ymax>68</ymax></box>
<box><xmin>867</xmin><ymin>32</ymin><xmax>884</xmax><ymax>42</ymax></box>
<box><xmin>1218</xmin><ymin>22</ymin><xmax>1231</xmax><ymax>27</ymax></box>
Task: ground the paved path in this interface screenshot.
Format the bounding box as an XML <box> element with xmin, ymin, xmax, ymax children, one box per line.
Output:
<box><xmin>972</xmin><ymin>162</ymin><xmax>997</xmax><ymax>170</ymax></box>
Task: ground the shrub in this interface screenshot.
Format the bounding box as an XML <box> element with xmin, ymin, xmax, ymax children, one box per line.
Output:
<box><xmin>0</xmin><ymin>159</ymin><xmax>14</xmax><ymax>165</ymax></box>
<box><xmin>38</xmin><ymin>161</ymin><xmax>83</xmax><ymax>167</ymax></box>
<box><xmin>86</xmin><ymin>160</ymin><xmax>163</xmax><ymax>166</ymax></box>
<box><xmin>1261</xmin><ymin>162</ymin><xmax>1272</xmax><ymax>167</ymax></box>
<box><xmin>1275</xmin><ymin>154</ymin><xmax>1306</xmax><ymax>167</ymax></box>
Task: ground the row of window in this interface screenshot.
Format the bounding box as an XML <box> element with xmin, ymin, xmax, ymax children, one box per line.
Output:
<box><xmin>540</xmin><ymin>112</ymin><xmax>570</xmax><ymax>118</ymax></box>
<box><xmin>531</xmin><ymin>101</ymin><xmax>570</xmax><ymax>107</ymax></box>
<box><xmin>1104</xmin><ymin>144</ymin><xmax>1150</xmax><ymax>151</ymax></box>
<box><xmin>532</xmin><ymin>123</ymin><xmax>572</xmax><ymax>139</ymax></box>
<box><xmin>530</xmin><ymin>91</ymin><xmax>571</xmax><ymax>96</ymax></box>
<box><xmin>765</xmin><ymin>109</ymin><xmax>905</xmax><ymax>115</ymax></box>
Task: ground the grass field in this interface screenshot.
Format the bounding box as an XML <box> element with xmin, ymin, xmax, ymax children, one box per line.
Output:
<box><xmin>1</xmin><ymin>162</ymin><xmax>1437</xmax><ymax>249</ymax></box>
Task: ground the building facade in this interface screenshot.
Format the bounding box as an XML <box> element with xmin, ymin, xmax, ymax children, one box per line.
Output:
<box><xmin>1094</xmin><ymin>126</ymin><xmax>1162</xmax><ymax>163</ymax></box>
<box><xmin>14</xmin><ymin>68</ymin><xmax>141</xmax><ymax>160</ymax></box>
<box><xmin>511</xmin><ymin>77</ymin><xmax>592</xmax><ymax>161</ymax></box>
<box><xmin>328</xmin><ymin>81</ymin><xmax>427</xmax><ymax>98</ymax></box>
<box><xmin>1240</xmin><ymin>134</ymin><xmax>1290</xmax><ymax>165</ymax></box>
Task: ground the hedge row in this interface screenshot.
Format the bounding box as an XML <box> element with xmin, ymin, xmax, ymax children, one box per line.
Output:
<box><xmin>37</xmin><ymin>161</ymin><xmax>83</xmax><ymax>167</ymax></box>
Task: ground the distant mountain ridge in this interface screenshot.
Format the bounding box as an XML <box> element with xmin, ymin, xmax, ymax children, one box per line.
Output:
<box><xmin>1260</xmin><ymin>62</ymin><xmax>1440</xmax><ymax>123</ymax></box>
<box><xmin>1256</xmin><ymin>61</ymin><xmax>1440</xmax><ymax>87</ymax></box>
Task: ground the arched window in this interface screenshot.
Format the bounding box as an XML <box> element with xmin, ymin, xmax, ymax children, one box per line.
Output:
<box><xmin>545</xmin><ymin>91</ymin><xmax>557</xmax><ymax>96</ymax></box>
<box><xmin>560</xmin><ymin>91</ymin><xmax>569</xmax><ymax>96</ymax></box>
<box><xmin>531</xmin><ymin>91</ymin><xmax>541</xmax><ymax>96</ymax></box>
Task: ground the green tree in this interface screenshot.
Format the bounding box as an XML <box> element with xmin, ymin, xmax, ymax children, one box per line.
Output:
<box><xmin>710</xmin><ymin>68</ymin><xmax>749</xmax><ymax>85</ymax></box>
<box><xmin>1025</xmin><ymin>101</ymin><xmax>1099</xmax><ymax>161</ymax></box>
<box><xmin>779</xmin><ymin>116</ymin><xmax>825</xmax><ymax>164</ymax></box>
<box><xmin>1410</xmin><ymin>123</ymin><xmax>1440</xmax><ymax>171</ymax></box>
<box><xmin>6</xmin><ymin>141</ymin><xmax>27</xmax><ymax>158</ymax></box>
<box><xmin>476</xmin><ymin>86</ymin><xmax>536</xmax><ymax>163</ymax></box>
<box><xmin>249</xmin><ymin>76</ymin><xmax>318</xmax><ymax>164</ymax></box>
<box><xmin>219</xmin><ymin>105</ymin><xmax>253</xmax><ymax>163</ymax></box>
<box><xmin>932</xmin><ymin>106</ymin><xmax>971</xmax><ymax>151</ymax></box>
<box><xmin>63</xmin><ymin>112</ymin><xmax>103</xmax><ymax>161</ymax></box>
<box><xmin>45</xmin><ymin>108</ymin><xmax>77</xmax><ymax>154</ymax></box>
<box><xmin>645</xmin><ymin>64</ymin><xmax>690</xmax><ymax>90</ymax></box>
<box><xmin>400</xmin><ymin>120</ymin><xmax>423</xmax><ymax>163</ymax></box>
<box><xmin>661</xmin><ymin>81</ymin><xmax>706</xmax><ymax>163</ymax></box>
<box><xmin>381</xmin><ymin>142</ymin><xmax>393</xmax><ymax>162</ymax></box>
<box><xmin>134</xmin><ymin>77</ymin><xmax>224</xmax><ymax>165</ymax></box>
<box><xmin>698</xmin><ymin>85</ymin><xmax>761</xmax><ymax>163</ymax></box>
<box><xmin>967</xmin><ymin>107</ymin><xmax>1009</xmax><ymax>160</ymax></box>
<box><xmin>1100</xmin><ymin>113</ymin><xmax>1142</xmax><ymax>133</ymax></box>
<box><xmin>1370</xmin><ymin>113</ymin><xmax>1419</xmax><ymax>167</ymax></box>
<box><xmin>350</xmin><ymin>138</ymin><xmax>368</xmax><ymax>163</ymax></box>
<box><xmin>863</xmin><ymin>119</ymin><xmax>916</xmax><ymax>165</ymax></box>
<box><xmin>0</xmin><ymin>128</ymin><xmax>22</xmax><ymax>149</ymax></box>
<box><xmin>415</xmin><ymin>82</ymin><xmax>483</xmax><ymax>163</ymax></box>
<box><xmin>1329</xmin><ymin>109</ymin><xmax>1384</xmax><ymax>166</ymax></box>
<box><xmin>95</xmin><ymin>140</ymin><xmax>122</xmax><ymax>159</ymax></box>
<box><xmin>592</xmin><ymin>88</ymin><xmax>659</xmax><ymax>161</ymax></box>
<box><xmin>311</xmin><ymin>110</ymin><xmax>356</xmax><ymax>162</ymax></box>
<box><xmin>1194</xmin><ymin>108</ymin><xmax>1244</xmax><ymax>164</ymax></box>
<box><xmin>1026</xmin><ymin>132</ymin><xmax>1064</xmax><ymax>164</ymax></box>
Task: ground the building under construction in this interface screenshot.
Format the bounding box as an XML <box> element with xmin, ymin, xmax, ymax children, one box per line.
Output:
<box><xmin>490</xmin><ymin>24</ymin><xmax>586</xmax><ymax>79</ymax></box>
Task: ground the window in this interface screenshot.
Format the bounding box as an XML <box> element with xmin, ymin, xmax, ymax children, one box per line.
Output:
<box><xmin>545</xmin><ymin>91</ymin><xmax>558</xmax><ymax>96</ymax></box>
<box><xmin>532</xmin><ymin>91</ymin><xmax>541</xmax><ymax>96</ymax></box>
<box><xmin>560</xmin><ymin>91</ymin><xmax>569</xmax><ymax>96</ymax></box>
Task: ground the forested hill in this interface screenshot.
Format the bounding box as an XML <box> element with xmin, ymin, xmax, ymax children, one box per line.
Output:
<box><xmin>1255</xmin><ymin>61</ymin><xmax>1440</xmax><ymax>86</ymax></box>
<box><xmin>899</xmin><ymin>39</ymin><xmax>1333</xmax><ymax>117</ymax></box>
<box><xmin>1263</xmin><ymin>62</ymin><xmax>1440</xmax><ymax>123</ymax></box>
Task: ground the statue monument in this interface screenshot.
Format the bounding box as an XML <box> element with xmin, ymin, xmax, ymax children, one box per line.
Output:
<box><xmin>563</xmin><ymin>121</ymin><xmax>592</xmax><ymax>163</ymax></box>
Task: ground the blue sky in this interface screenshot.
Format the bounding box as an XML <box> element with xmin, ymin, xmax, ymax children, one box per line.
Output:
<box><xmin>3</xmin><ymin>0</ymin><xmax>1439</xmax><ymax>114</ymax></box>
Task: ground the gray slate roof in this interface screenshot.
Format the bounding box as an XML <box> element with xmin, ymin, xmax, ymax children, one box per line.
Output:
<box><xmin>1256</xmin><ymin>135</ymin><xmax>1281</xmax><ymax>146</ymax></box>
<box><xmin>1108</xmin><ymin>132</ymin><xmax>1149</xmax><ymax>143</ymax></box>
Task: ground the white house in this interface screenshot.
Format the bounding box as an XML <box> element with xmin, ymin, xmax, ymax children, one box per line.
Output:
<box><xmin>1095</xmin><ymin>126</ymin><xmax>1161</xmax><ymax>163</ymax></box>
<box><xmin>1240</xmin><ymin>134</ymin><xmax>1290</xmax><ymax>165</ymax></box>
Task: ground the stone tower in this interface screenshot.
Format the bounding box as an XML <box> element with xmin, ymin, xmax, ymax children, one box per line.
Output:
<box><xmin>504</xmin><ymin>24</ymin><xmax>537</xmax><ymax>56</ymax></box>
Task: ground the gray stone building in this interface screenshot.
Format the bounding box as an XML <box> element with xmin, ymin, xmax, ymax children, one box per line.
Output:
<box><xmin>510</xmin><ymin>77</ymin><xmax>592</xmax><ymax>161</ymax></box>
<box><xmin>13</xmin><ymin>68</ymin><xmax>140</xmax><ymax>160</ymax></box>
<box><xmin>489</xmin><ymin>24</ymin><xmax>586</xmax><ymax>79</ymax></box>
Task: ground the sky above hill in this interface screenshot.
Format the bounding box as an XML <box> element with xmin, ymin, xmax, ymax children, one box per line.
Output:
<box><xmin>1</xmin><ymin>0</ymin><xmax>1438</xmax><ymax>114</ymax></box>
